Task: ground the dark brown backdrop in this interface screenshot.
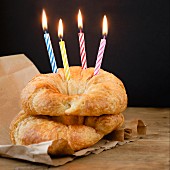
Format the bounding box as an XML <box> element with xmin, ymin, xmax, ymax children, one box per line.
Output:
<box><xmin>0</xmin><ymin>0</ymin><xmax>169</xmax><ymax>107</ymax></box>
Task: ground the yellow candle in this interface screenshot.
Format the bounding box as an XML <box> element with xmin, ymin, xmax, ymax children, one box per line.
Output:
<box><xmin>58</xmin><ymin>19</ymin><xmax>70</xmax><ymax>81</ymax></box>
<box><xmin>59</xmin><ymin>40</ymin><xmax>70</xmax><ymax>80</ymax></box>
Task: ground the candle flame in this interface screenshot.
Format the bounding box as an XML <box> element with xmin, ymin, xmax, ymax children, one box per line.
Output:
<box><xmin>58</xmin><ymin>19</ymin><xmax>63</xmax><ymax>39</ymax></box>
<box><xmin>102</xmin><ymin>15</ymin><xmax>108</xmax><ymax>36</ymax></box>
<box><xmin>78</xmin><ymin>10</ymin><xmax>83</xmax><ymax>29</ymax></box>
<box><xmin>42</xmin><ymin>9</ymin><xmax>48</xmax><ymax>31</ymax></box>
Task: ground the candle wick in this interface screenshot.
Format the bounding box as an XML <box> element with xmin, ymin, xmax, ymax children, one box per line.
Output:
<box><xmin>79</xmin><ymin>27</ymin><xmax>83</xmax><ymax>33</ymax></box>
<box><xmin>103</xmin><ymin>35</ymin><xmax>106</xmax><ymax>39</ymax></box>
<box><xmin>44</xmin><ymin>29</ymin><xmax>48</xmax><ymax>34</ymax></box>
<box><xmin>59</xmin><ymin>35</ymin><xmax>63</xmax><ymax>41</ymax></box>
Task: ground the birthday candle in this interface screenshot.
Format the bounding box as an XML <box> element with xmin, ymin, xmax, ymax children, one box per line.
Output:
<box><xmin>78</xmin><ymin>10</ymin><xmax>87</xmax><ymax>69</ymax></box>
<box><xmin>94</xmin><ymin>15</ymin><xmax>108</xmax><ymax>76</ymax></box>
<box><xmin>58</xmin><ymin>19</ymin><xmax>70</xmax><ymax>81</ymax></box>
<box><xmin>42</xmin><ymin>10</ymin><xmax>57</xmax><ymax>73</ymax></box>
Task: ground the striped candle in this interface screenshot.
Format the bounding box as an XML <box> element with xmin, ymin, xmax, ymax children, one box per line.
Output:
<box><xmin>44</xmin><ymin>32</ymin><xmax>57</xmax><ymax>73</ymax></box>
<box><xmin>78</xmin><ymin>10</ymin><xmax>87</xmax><ymax>69</ymax></box>
<box><xmin>59</xmin><ymin>40</ymin><xmax>70</xmax><ymax>80</ymax></box>
<box><xmin>78</xmin><ymin>32</ymin><xmax>87</xmax><ymax>69</ymax></box>
<box><xmin>58</xmin><ymin>19</ymin><xmax>70</xmax><ymax>81</ymax></box>
<box><xmin>94</xmin><ymin>38</ymin><xmax>106</xmax><ymax>76</ymax></box>
<box><xmin>94</xmin><ymin>15</ymin><xmax>108</xmax><ymax>76</ymax></box>
<box><xmin>42</xmin><ymin>10</ymin><xmax>57</xmax><ymax>73</ymax></box>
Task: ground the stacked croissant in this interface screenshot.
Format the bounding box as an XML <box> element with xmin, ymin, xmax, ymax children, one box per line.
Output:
<box><xmin>10</xmin><ymin>66</ymin><xmax>127</xmax><ymax>155</ymax></box>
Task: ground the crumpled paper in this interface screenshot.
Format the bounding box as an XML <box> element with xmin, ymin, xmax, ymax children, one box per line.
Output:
<box><xmin>0</xmin><ymin>54</ymin><xmax>147</xmax><ymax>166</ymax></box>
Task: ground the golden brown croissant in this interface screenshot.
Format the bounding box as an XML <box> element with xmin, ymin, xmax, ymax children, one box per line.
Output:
<box><xmin>10</xmin><ymin>66</ymin><xmax>127</xmax><ymax>155</ymax></box>
<box><xmin>10</xmin><ymin>111</ymin><xmax>124</xmax><ymax>155</ymax></box>
<box><xmin>21</xmin><ymin>66</ymin><xmax>127</xmax><ymax>117</ymax></box>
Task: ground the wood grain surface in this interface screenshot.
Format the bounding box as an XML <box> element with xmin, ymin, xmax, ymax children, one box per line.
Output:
<box><xmin>0</xmin><ymin>107</ymin><xmax>169</xmax><ymax>170</ymax></box>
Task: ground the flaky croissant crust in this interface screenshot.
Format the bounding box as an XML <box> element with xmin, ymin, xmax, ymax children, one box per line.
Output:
<box><xmin>10</xmin><ymin>111</ymin><xmax>124</xmax><ymax>154</ymax></box>
<box><xmin>21</xmin><ymin>66</ymin><xmax>127</xmax><ymax>116</ymax></box>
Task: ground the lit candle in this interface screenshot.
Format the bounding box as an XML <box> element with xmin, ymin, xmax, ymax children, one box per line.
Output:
<box><xmin>94</xmin><ymin>15</ymin><xmax>108</xmax><ymax>76</ymax></box>
<box><xmin>58</xmin><ymin>19</ymin><xmax>70</xmax><ymax>81</ymax></box>
<box><xmin>42</xmin><ymin>9</ymin><xmax>57</xmax><ymax>73</ymax></box>
<box><xmin>78</xmin><ymin>10</ymin><xmax>87</xmax><ymax>69</ymax></box>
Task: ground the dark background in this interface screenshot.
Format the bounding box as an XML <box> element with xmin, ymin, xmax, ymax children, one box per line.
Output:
<box><xmin>0</xmin><ymin>0</ymin><xmax>169</xmax><ymax>107</ymax></box>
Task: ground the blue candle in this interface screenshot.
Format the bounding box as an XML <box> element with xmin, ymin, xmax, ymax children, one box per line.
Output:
<box><xmin>42</xmin><ymin>10</ymin><xmax>57</xmax><ymax>73</ymax></box>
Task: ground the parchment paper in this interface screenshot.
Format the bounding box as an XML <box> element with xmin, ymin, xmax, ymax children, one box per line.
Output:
<box><xmin>0</xmin><ymin>54</ymin><xmax>147</xmax><ymax>167</ymax></box>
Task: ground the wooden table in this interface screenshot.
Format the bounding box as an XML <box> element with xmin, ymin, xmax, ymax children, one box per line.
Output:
<box><xmin>0</xmin><ymin>107</ymin><xmax>169</xmax><ymax>169</ymax></box>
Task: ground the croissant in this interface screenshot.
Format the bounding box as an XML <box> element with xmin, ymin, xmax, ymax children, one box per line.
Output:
<box><xmin>10</xmin><ymin>111</ymin><xmax>124</xmax><ymax>155</ymax></box>
<box><xmin>10</xmin><ymin>66</ymin><xmax>127</xmax><ymax>155</ymax></box>
<box><xmin>21</xmin><ymin>66</ymin><xmax>127</xmax><ymax>117</ymax></box>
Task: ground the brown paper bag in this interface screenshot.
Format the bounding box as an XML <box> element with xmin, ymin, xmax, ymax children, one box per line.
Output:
<box><xmin>0</xmin><ymin>54</ymin><xmax>39</xmax><ymax>144</ymax></box>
